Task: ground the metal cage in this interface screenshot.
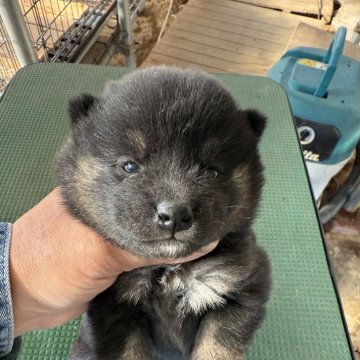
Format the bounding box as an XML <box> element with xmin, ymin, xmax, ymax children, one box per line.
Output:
<box><xmin>0</xmin><ymin>0</ymin><xmax>142</xmax><ymax>94</ymax></box>
<box><xmin>19</xmin><ymin>0</ymin><xmax>116</xmax><ymax>62</ymax></box>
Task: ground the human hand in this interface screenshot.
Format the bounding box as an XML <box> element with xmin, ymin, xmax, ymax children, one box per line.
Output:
<box><xmin>10</xmin><ymin>188</ymin><xmax>218</xmax><ymax>336</ymax></box>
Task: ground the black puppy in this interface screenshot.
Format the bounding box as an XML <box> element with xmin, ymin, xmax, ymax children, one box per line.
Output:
<box><xmin>56</xmin><ymin>66</ymin><xmax>271</xmax><ymax>359</ymax></box>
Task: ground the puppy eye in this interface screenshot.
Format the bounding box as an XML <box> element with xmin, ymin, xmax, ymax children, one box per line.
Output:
<box><xmin>204</xmin><ymin>167</ymin><xmax>219</xmax><ymax>178</ymax></box>
<box><xmin>122</xmin><ymin>161</ymin><xmax>139</xmax><ymax>173</ymax></box>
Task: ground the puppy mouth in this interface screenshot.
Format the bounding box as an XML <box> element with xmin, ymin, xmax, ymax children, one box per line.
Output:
<box><xmin>133</xmin><ymin>226</ymin><xmax>222</xmax><ymax>257</ymax></box>
<box><xmin>164</xmin><ymin>235</ymin><xmax>183</xmax><ymax>241</ymax></box>
<box><xmin>152</xmin><ymin>234</ymin><xmax>197</xmax><ymax>244</ymax></box>
<box><xmin>148</xmin><ymin>236</ymin><xmax>188</xmax><ymax>245</ymax></box>
<box><xmin>149</xmin><ymin>235</ymin><xmax>216</xmax><ymax>250</ymax></box>
<box><xmin>147</xmin><ymin>239</ymin><xmax>202</xmax><ymax>258</ymax></box>
<box><xmin>148</xmin><ymin>229</ymin><xmax>220</xmax><ymax>245</ymax></box>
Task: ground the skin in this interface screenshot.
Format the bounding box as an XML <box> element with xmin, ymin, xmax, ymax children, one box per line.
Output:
<box><xmin>9</xmin><ymin>188</ymin><xmax>218</xmax><ymax>337</ymax></box>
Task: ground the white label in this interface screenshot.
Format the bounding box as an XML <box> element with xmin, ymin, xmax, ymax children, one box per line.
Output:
<box><xmin>303</xmin><ymin>150</ymin><xmax>320</xmax><ymax>162</ymax></box>
<box><xmin>298</xmin><ymin>58</ymin><xmax>328</xmax><ymax>70</ymax></box>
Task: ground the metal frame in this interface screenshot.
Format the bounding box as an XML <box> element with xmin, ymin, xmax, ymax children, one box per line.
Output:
<box><xmin>19</xmin><ymin>0</ymin><xmax>116</xmax><ymax>62</ymax></box>
<box><xmin>97</xmin><ymin>0</ymin><xmax>146</xmax><ymax>67</ymax></box>
<box><xmin>0</xmin><ymin>0</ymin><xmax>37</xmax><ymax>66</ymax></box>
<box><xmin>0</xmin><ymin>0</ymin><xmax>143</xmax><ymax>93</ymax></box>
<box><xmin>117</xmin><ymin>0</ymin><xmax>136</xmax><ymax>67</ymax></box>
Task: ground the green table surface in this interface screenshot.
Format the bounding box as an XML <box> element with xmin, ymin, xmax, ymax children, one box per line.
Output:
<box><xmin>0</xmin><ymin>63</ymin><xmax>354</xmax><ymax>359</ymax></box>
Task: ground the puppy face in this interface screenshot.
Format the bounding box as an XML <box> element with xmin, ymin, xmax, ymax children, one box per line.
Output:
<box><xmin>56</xmin><ymin>67</ymin><xmax>266</xmax><ymax>258</ymax></box>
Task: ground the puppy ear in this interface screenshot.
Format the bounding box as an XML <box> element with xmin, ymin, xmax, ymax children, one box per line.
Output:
<box><xmin>68</xmin><ymin>94</ymin><xmax>98</xmax><ymax>127</ymax></box>
<box><xmin>245</xmin><ymin>109</ymin><xmax>267</xmax><ymax>138</ymax></box>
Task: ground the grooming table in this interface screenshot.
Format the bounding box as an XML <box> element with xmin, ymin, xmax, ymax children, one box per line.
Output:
<box><xmin>0</xmin><ymin>64</ymin><xmax>354</xmax><ymax>359</ymax></box>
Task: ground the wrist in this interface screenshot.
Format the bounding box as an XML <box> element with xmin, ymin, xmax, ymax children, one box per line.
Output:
<box><xmin>10</xmin><ymin>219</ymin><xmax>42</xmax><ymax>336</ymax></box>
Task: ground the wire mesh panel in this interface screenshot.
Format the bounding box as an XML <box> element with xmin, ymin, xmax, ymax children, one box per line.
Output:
<box><xmin>0</xmin><ymin>16</ymin><xmax>21</xmax><ymax>94</ymax></box>
<box><xmin>19</xmin><ymin>0</ymin><xmax>114</xmax><ymax>62</ymax></box>
<box><xmin>0</xmin><ymin>0</ymin><xmax>138</xmax><ymax>93</ymax></box>
<box><xmin>20</xmin><ymin>0</ymin><xmax>87</xmax><ymax>61</ymax></box>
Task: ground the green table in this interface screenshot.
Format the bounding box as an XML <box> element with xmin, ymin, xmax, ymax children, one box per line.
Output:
<box><xmin>0</xmin><ymin>63</ymin><xmax>354</xmax><ymax>359</ymax></box>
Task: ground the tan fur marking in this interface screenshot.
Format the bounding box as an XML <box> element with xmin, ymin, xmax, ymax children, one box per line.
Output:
<box><xmin>126</xmin><ymin>129</ymin><xmax>146</xmax><ymax>153</ymax></box>
<box><xmin>202</xmin><ymin>137</ymin><xmax>220</xmax><ymax>156</ymax></box>
<box><xmin>74</xmin><ymin>156</ymin><xmax>103</xmax><ymax>222</ymax></box>
<box><xmin>232</xmin><ymin>165</ymin><xmax>251</xmax><ymax>208</ymax></box>
<box><xmin>119</xmin><ymin>330</ymin><xmax>151</xmax><ymax>360</ymax></box>
<box><xmin>191</xmin><ymin>322</ymin><xmax>245</xmax><ymax>360</ymax></box>
<box><xmin>75</xmin><ymin>156</ymin><xmax>103</xmax><ymax>184</ymax></box>
<box><xmin>232</xmin><ymin>165</ymin><xmax>250</xmax><ymax>184</ymax></box>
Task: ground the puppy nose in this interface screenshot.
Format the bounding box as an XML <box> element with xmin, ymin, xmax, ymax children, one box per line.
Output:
<box><xmin>157</xmin><ymin>203</ymin><xmax>193</xmax><ymax>233</ymax></box>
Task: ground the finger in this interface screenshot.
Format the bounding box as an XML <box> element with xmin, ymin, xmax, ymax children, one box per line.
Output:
<box><xmin>106</xmin><ymin>240</ymin><xmax>220</xmax><ymax>275</ymax></box>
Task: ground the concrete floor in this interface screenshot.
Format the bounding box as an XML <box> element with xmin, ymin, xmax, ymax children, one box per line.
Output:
<box><xmin>332</xmin><ymin>0</ymin><xmax>360</xmax><ymax>41</ymax></box>
<box><xmin>325</xmin><ymin>208</ymin><xmax>360</xmax><ymax>358</ymax></box>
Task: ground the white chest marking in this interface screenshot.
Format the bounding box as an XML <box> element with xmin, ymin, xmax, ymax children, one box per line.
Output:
<box><xmin>160</xmin><ymin>265</ymin><xmax>241</xmax><ymax>315</ymax></box>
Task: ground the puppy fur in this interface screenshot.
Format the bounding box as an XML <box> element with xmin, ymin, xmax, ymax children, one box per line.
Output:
<box><xmin>56</xmin><ymin>66</ymin><xmax>271</xmax><ymax>360</ymax></box>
